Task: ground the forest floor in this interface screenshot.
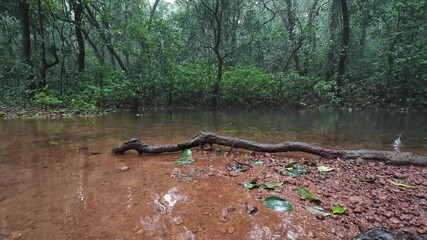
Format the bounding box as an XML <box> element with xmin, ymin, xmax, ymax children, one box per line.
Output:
<box><xmin>171</xmin><ymin>148</ymin><xmax>427</xmax><ymax>239</ymax></box>
<box><xmin>0</xmin><ymin>105</ymin><xmax>108</xmax><ymax>119</ymax></box>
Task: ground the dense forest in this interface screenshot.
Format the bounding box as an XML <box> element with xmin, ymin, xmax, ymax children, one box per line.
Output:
<box><xmin>0</xmin><ymin>0</ymin><xmax>426</xmax><ymax>110</ymax></box>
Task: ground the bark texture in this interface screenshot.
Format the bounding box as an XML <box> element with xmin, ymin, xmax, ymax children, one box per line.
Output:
<box><xmin>112</xmin><ymin>132</ymin><xmax>427</xmax><ymax>166</ymax></box>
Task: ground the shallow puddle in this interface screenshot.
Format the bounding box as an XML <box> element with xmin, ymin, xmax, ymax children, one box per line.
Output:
<box><xmin>0</xmin><ymin>109</ymin><xmax>426</xmax><ymax>239</ymax></box>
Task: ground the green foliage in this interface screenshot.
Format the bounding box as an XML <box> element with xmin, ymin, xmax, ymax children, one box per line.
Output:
<box><xmin>171</xmin><ymin>63</ymin><xmax>215</xmax><ymax>106</ymax></box>
<box><xmin>275</xmin><ymin>72</ymin><xmax>317</xmax><ymax>107</ymax></box>
<box><xmin>32</xmin><ymin>85</ymin><xmax>63</xmax><ymax>107</ymax></box>
<box><xmin>314</xmin><ymin>81</ymin><xmax>339</xmax><ymax>106</ymax></box>
<box><xmin>69</xmin><ymin>66</ymin><xmax>131</xmax><ymax>109</ymax></box>
<box><xmin>221</xmin><ymin>66</ymin><xmax>277</xmax><ymax>106</ymax></box>
<box><xmin>0</xmin><ymin>0</ymin><xmax>426</xmax><ymax>110</ymax></box>
<box><xmin>34</xmin><ymin>90</ymin><xmax>63</xmax><ymax>107</ymax></box>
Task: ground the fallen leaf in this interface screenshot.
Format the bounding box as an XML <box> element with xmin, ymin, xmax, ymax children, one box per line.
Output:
<box><xmin>260</xmin><ymin>182</ymin><xmax>283</xmax><ymax>190</ymax></box>
<box><xmin>317</xmin><ymin>165</ymin><xmax>334</xmax><ymax>172</ymax></box>
<box><xmin>331</xmin><ymin>205</ymin><xmax>345</xmax><ymax>214</ymax></box>
<box><xmin>180</xmin><ymin>149</ymin><xmax>192</xmax><ymax>156</ymax></box>
<box><xmin>305</xmin><ymin>206</ymin><xmax>330</xmax><ymax>216</ymax></box>
<box><xmin>263</xmin><ymin>196</ymin><xmax>293</xmax><ymax>212</ymax></box>
<box><xmin>242</xmin><ymin>182</ymin><xmax>257</xmax><ymax>189</ymax></box>
<box><xmin>175</xmin><ymin>157</ymin><xmax>194</xmax><ymax>165</ymax></box>
<box><xmin>297</xmin><ymin>188</ymin><xmax>321</xmax><ymax>202</ymax></box>
<box><xmin>388</xmin><ymin>179</ymin><xmax>417</xmax><ymax>189</ymax></box>
<box><xmin>281</xmin><ymin>167</ymin><xmax>310</xmax><ymax>177</ymax></box>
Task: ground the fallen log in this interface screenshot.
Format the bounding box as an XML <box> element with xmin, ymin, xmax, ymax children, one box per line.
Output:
<box><xmin>112</xmin><ymin>131</ymin><xmax>427</xmax><ymax>166</ymax></box>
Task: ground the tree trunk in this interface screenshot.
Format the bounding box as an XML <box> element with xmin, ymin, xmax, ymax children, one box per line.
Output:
<box><xmin>112</xmin><ymin>132</ymin><xmax>427</xmax><ymax>166</ymax></box>
<box><xmin>200</xmin><ymin>0</ymin><xmax>224</xmax><ymax>107</ymax></box>
<box><xmin>37</xmin><ymin>0</ymin><xmax>60</xmax><ymax>90</ymax></box>
<box><xmin>72</xmin><ymin>0</ymin><xmax>85</xmax><ymax>72</ymax></box>
<box><xmin>19</xmin><ymin>0</ymin><xmax>31</xmax><ymax>65</ymax></box>
<box><xmin>37</xmin><ymin>0</ymin><xmax>47</xmax><ymax>89</ymax></box>
<box><xmin>213</xmin><ymin>54</ymin><xmax>223</xmax><ymax>106</ymax></box>
<box><xmin>325</xmin><ymin>0</ymin><xmax>339</xmax><ymax>81</ymax></box>
<box><xmin>84</xmin><ymin>4</ymin><xmax>127</xmax><ymax>72</ymax></box>
<box><xmin>336</xmin><ymin>0</ymin><xmax>349</xmax><ymax>98</ymax></box>
<box><xmin>279</xmin><ymin>0</ymin><xmax>301</xmax><ymax>73</ymax></box>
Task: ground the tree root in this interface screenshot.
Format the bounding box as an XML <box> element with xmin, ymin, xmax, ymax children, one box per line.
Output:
<box><xmin>112</xmin><ymin>131</ymin><xmax>427</xmax><ymax>166</ymax></box>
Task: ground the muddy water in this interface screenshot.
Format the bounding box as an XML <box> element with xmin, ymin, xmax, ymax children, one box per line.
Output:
<box><xmin>0</xmin><ymin>108</ymin><xmax>426</xmax><ymax>240</ymax></box>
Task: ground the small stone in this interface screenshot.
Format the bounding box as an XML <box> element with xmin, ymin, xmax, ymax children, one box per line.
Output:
<box><xmin>245</xmin><ymin>204</ymin><xmax>258</xmax><ymax>215</ymax></box>
<box><xmin>307</xmin><ymin>231</ymin><xmax>315</xmax><ymax>238</ymax></box>
<box><xmin>218</xmin><ymin>209</ymin><xmax>229</xmax><ymax>223</ymax></box>
<box><xmin>136</xmin><ymin>229</ymin><xmax>144</xmax><ymax>235</ymax></box>
<box><xmin>227</xmin><ymin>207</ymin><xmax>237</xmax><ymax>213</ymax></box>
<box><xmin>11</xmin><ymin>232</ymin><xmax>22</xmax><ymax>239</ymax></box>
<box><xmin>220</xmin><ymin>229</ymin><xmax>227</xmax><ymax>234</ymax></box>
<box><xmin>254</xmin><ymin>195</ymin><xmax>262</xmax><ymax>200</ymax></box>
<box><xmin>390</xmin><ymin>217</ymin><xmax>400</xmax><ymax>224</ymax></box>
<box><xmin>398</xmin><ymin>214</ymin><xmax>411</xmax><ymax>221</ymax></box>
<box><xmin>417</xmin><ymin>226</ymin><xmax>427</xmax><ymax>234</ymax></box>
<box><xmin>383</xmin><ymin>211</ymin><xmax>393</xmax><ymax>218</ymax></box>
<box><xmin>350</xmin><ymin>196</ymin><xmax>362</xmax><ymax>204</ymax></box>
<box><xmin>117</xmin><ymin>166</ymin><xmax>129</xmax><ymax>172</ymax></box>
<box><xmin>353</xmin><ymin>206</ymin><xmax>363</xmax><ymax>214</ymax></box>
<box><xmin>366</xmin><ymin>216</ymin><xmax>375</xmax><ymax>223</ymax></box>
<box><xmin>227</xmin><ymin>227</ymin><xmax>235</xmax><ymax>234</ymax></box>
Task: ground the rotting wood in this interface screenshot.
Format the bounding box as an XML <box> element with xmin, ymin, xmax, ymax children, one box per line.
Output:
<box><xmin>112</xmin><ymin>131</ymin><xmax>427</xmax><ymax>166</ymax></box>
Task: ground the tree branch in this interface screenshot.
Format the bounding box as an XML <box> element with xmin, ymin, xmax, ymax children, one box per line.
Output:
<box><xmin>112</xmin><ymin>132</ymin><xmax>427</xmax><ymax>166</ymax></box>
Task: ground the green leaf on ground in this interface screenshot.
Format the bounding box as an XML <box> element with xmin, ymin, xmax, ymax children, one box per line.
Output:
<box><xmin>305</xmin><ymin>206</ymin><xmax>330</xmax><ymax>217</ymax></box>
<box><xmin>331</xmin><ymin>205</ymin><xmax>345</xmax><ymax>214</ymax></box>
<box><xmin>281</xmin><ymin>166</ymin><xmax>310</xmax><ymax>177</ymax></box>
<box><xmin>251</xmin><ymin>160</ymin><xmax>265</xmax><ymax>166</ymax></box>
<box><xmin>263</xmin><ymin>196</ymin><xmax>293</xmax><ymax>212</ymax></box>
<box><xmin>297</xmin><ymin>188</ymin><xmax>320</xmax><ymax>202</ymax></box>
<box><xmin>242</xmin><ymin>182</ymin><xmax>258</xmax><ymax>189</ymax></box>
<box><xmin>175</xmin><ymin>157</ymin><xmax>194</xmax><ymax>165</ymax></box>
<box><xmin>317</xmin><ymin>165</ymin><xmax>334</xmax><ymax>172</ymax></box>
<box><xmin>284</xmin><ymin>160</ymin><xmax>298</xmax><ymax>168</ymax></box>
<box><xmin>388</xmin><ymin>179</ymin><xmax>417</xmax><ymax>189</ymax></box>
<box><xmin>48</xmin><ymin>141</ymin><xmax>59</xmax><ymax>145</ymax></box>
<box><xmin>216</xmin><ymin>151</ymin><xmax>225</xmax><ymax>156</ymax></box>
<box><xmin>260</xmin><ymin>182</ymin><xmax>283</xmax><ymax>189</ymax></box>
<box><xmin>180</xmin><ymin>149</ymin><xmax>192</xmax><ymax>156</ymax></box>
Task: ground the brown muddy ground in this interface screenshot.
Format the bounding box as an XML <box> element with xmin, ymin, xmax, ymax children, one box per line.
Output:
<box><xmin>1</xmin><ymin>142</ymin><xmax>426</xmax><ymax>240</ymax></box>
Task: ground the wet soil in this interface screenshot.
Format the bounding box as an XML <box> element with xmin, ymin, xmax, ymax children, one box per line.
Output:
<box><xmin>1</xmin><ymin>144</ymin><xmax>426</xmax><ymax>240</ymax></box>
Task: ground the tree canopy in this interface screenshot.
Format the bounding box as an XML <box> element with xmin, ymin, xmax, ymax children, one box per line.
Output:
<box><xmin>1</xmin><ymin>0</ymin><xmax>426</xmax><ymax>109</ymax></box>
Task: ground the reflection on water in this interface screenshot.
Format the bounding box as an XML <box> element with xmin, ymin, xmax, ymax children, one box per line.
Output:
<box><xmin>107</xmin><ymin>108</ymin><xmax>426</xmax><ymax>154</ymax></box>
<box><xmin>0</xmin><ymin>108</ymin><xmax>426</xmax><ymax>239</ymax></box>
